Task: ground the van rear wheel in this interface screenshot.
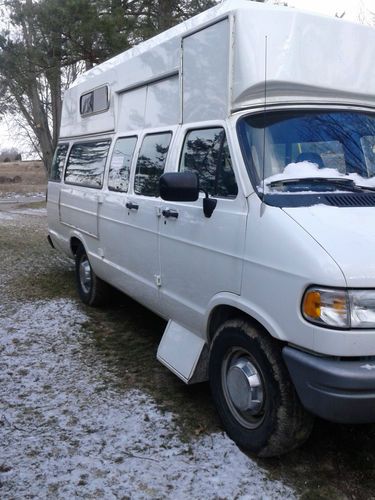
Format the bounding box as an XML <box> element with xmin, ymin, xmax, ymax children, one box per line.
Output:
<box><xmin>209</xmin><ymin>319</ymin><xmax>314</xmax><ymax>457</ymax></box>
<box><xmin>75</xmin><ymin>244</ymin><xmax>110</xmax><ymax>307</ymax></box>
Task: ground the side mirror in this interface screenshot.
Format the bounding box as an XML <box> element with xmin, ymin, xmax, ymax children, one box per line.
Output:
<box><xmin>159</xmin><ymin>172</ymin><xmax>199</xmax><ymax>202</ymax></box>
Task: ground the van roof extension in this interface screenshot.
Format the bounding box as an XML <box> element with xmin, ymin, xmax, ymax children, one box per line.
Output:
<box><xmin>60</xmin><ymin>0</ymin><xmax>375</xmax><ymax>138</ymax></box>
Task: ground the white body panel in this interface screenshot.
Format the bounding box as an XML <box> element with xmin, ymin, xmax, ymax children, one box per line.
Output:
<box><xmin>158</xmin><ymin>194</ymin><xmax>247</xmax><ymax>335</ymax></box>
<box><xmin>284</xmin><ymin>206</ymin><xmax>375</xmax><ymax>288</ymax></box>
<box><xmin>232</xmin><ymin>8</ymin><xmax>375</xmax><ymax>110</ymax></box>
<box><xmin>60</xmin><ymin>185</ymin><xmax>101</xmax><ymax>238</ymax></box>
<box><xmin>117</xmin><ymin>76</ymin><xmax>180</xmax><ymax>132</ymax></box>
<box><xmin>48</xmin><ymin>0</ymin><xmax>375</xmax><ymax>388</ymax></box>
<box><xmin>111</xmin><ymin>193</ymin><xmax>161</xmax><ymax>308</ymax></box>
<box><xmin>182</xmin><ymin>19</ymin><xmax>230</xmax><ymax>122</ymax></box>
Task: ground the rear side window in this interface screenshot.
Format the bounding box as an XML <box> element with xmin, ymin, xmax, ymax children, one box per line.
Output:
<box><xmin>65</xmin><ymin>139</ymin><xmax>111</xmax><ymax>189</ymax></box>
<box><xmin>134</xmin><ymin>132</ymin><xmax>172</xmax><ymax>197</ymax></box>
<box><xmin>108</xmin><ymin>137</ymin><xmax>137</xmax><ymax>193</ymax></box>
<box><xmin>180</xmin><ymin>128</ymin><xmax>238</xmax><ymax>197</ymax></box>
<box><xmin>80</xmin><ymin>86</ymin><xmax>109</xmax><ymax>115</ymax></box>
<box><xmin>50</xmin><ymin>143</ymin><xmax>69</xmax><ymax>182</ymax></box>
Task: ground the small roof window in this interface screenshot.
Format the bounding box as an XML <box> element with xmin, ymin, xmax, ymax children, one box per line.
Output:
<box><xmin>80</xmin><ymin>86</ymin><xmax>109</xmax><ymax>116</ymax></box>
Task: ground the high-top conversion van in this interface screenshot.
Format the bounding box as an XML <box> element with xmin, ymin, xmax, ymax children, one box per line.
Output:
<box><xmin>47</xmin><ymin>0</ymin><xmax>375</xmax><ymax>456</ymax></box>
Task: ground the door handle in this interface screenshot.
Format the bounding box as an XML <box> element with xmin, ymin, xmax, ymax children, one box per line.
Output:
<box><xmin>126</xmin><ymin>202</ymin><xmax>139</xmax><ymax>210</ymax></box>
<box><xmin>162</xmin><ymin>209</ymin><xmax>179</xmax><ymax>219</ymax></box>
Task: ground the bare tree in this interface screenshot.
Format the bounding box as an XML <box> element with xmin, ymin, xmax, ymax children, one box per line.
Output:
<box><xmin>0</xmin><ymin>0</ymin><xmax>251</xmax><ymax>170</ymax></box>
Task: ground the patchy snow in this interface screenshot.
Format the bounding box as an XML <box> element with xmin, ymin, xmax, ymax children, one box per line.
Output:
<box><xmin>12</xmin><ymin>207</ymin><xmax>47</xmax><ymax>216</ymax></box>
<box><xmin>0</xmin><ymin>212</ymin><xmax>16</xmax><ymax>220</ymax></box>
<box><xmin>262</xmin><ymin>161</ymin><xmax>375</xmax><ymax>192</ymax></box>
<box><xmin>0</xmin><ymin>207</ymin><xmax>46</xmax><ymax>222</ymax></box>
<box><xmin>0</xmin><ymin>298</ymin><xmax>296</xmax><ymax>499</ymax></box>
<box><xmin>0</xmin><ymin>191</ymin><xmax>45</xmax><ymax>201</ymax></box>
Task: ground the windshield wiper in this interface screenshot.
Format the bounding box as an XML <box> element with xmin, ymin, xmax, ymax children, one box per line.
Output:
<box><xmin>266</xmin><ymin>177</ymin><xmax>362</xmax><ymax>192</ymax></box>
<box><xmin>352</xmin><ymin>184</ymin><xmax>375</xmax><ymax>192</ymax></box>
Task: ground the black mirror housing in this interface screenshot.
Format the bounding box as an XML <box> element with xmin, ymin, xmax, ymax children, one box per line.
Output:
<box><xmin>159</xmin><ymin>172</ymin><xmax>199</xmax><ymax>202</ymax></box>
<box><xmin>203</xmin><ymin>197</ymin><xmax>217</xmax><ymax>218</ymax></box>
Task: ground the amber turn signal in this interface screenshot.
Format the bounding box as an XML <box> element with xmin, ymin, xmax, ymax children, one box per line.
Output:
<box><xmin>303</xmin><ymin>291</ymin><xmax>321</xmax><ymax>319</ymax></box>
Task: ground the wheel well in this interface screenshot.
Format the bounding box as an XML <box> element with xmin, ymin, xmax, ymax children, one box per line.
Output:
<box><xmin>70</xmin><ymin>237</ymin><xmax>82</xmax><ymax>256</ymax></box>
<box><xmin>207</xmin><ymin>305</ymin><xmax>272</xmax><ymax>344</ymax></box>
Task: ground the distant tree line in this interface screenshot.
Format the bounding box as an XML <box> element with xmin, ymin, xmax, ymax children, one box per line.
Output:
<box><xmin>0</xmin><ymin>147</ymin><xmax>22</xmax><ymax>162</ymax></box>
<box><xmin>0</xmin><ymin>0</ymin><xmax>231</xmax><ymax>170</ymax></box>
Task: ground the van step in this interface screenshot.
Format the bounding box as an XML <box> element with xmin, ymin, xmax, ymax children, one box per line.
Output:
<box><xmin>157</xmin><ymin>321</ymin><xmax>208</xmax><ymax>384</ymax></box>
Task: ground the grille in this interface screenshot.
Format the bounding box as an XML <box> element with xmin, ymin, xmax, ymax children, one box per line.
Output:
<box><xmin>325</xmin><ymin>193</ymin><xmax>375</xmax><ymax>207</ymax></box>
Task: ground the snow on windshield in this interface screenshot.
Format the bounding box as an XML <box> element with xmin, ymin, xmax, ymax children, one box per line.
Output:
<box><xmin>261</xmin><ymin>161</ymin><xmax>375</xmax><ymax>192</ymax></box>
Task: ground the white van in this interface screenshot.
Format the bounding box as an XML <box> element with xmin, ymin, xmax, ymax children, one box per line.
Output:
<box><xmin>47</xmin><ymin>0</ymin><xmax>375</xmax><ymax>456</ymax></box>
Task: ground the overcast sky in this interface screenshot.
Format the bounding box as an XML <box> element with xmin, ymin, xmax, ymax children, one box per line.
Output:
<box><xmin>287</xmin><ymin>0</ymin><xmax>372</xmax><ymax>20</ymax></box>
<box><xmin>0</xmin><ymin>0</ymin><xmax>373</xmax><ymax>157</ymax></box>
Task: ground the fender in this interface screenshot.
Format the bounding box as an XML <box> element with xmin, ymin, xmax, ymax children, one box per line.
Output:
<box><xmin>204</xmin><ymin>291</ymin><xmax>289</xmax><ymax>343</ymax></box>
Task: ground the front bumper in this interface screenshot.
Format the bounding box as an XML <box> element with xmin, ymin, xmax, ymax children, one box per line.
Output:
<box><xmin>283</xmin><ymin>346</ymin><xmax>375</xmax><ymax>423</ymax></box>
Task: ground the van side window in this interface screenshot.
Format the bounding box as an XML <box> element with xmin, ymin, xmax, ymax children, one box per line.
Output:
<box><xmin>80</xmin><ymin>86</ymin><xmax>109</xmax><ymax>115</ymax></box>
<box><xmin>65</xmin><ymin>139</ymin><xmax>111</xmax><ymax>189</ymax></box>
<box><xmin>108</xmin><ymin>136</ymin><xmax>137</xmax><ymax>193</ymax></box>
<box><xmin>50</xmin><ymin>143</ymin><xmax>69</xmax><ymax>182</ymax></box>
<box><xmin>134</xmin><ymin>132</ymin><xmax>172</xmax><ymax>197</ymax></box>
<box><xmin>180</xmin><ymin>128</ymin><xmax>238</xmax><ymax>197</ymax></box>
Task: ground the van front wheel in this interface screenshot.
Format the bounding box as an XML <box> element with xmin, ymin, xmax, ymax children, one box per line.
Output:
<box><xmin>75</xmin><ymin>244</ymin><xmax>110</xmax><ymax>307</ymax></box>
<box><xmin>209</xmin><ymin>319</ymin><xmax>314</xmax><ymax>457</ymax></box>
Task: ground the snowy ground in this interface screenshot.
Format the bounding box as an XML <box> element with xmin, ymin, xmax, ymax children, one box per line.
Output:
<box><xmin>2</xmin><ymin>203</ymin><xmax>375</xmax><ymax>500</ymax></box>
<box><xmin>0</xmin><ymin>206</ymin><xmax>295</xmax><ymax>499</ymax></box>
<box><xmin>1</xmin><ymin>298</ymin><xmax>293</xmax><ymax>499</ymax></box>
<box><xmin>0</xmin><ymin>191</ymin><xmax>45</xmax><ymax>203</ymax></box>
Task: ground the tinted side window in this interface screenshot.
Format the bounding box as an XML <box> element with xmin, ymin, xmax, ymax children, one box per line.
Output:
<box><xmin>134</xmin><ymin>132</ymin><xmax>172</xmax><ymax>197</ymax></box>
<box><xmin>65</xmin><ymin>140</ymin><xmax>111</xmax><ymax>189</ymax></box>
<box><xmin>108</xmin><ymin>137</ymin><xmax>137</xmax><ymax>193</ymax></box>
<box><xmin>180</xmin><ymin>128</ymin><xmax>238</xmax><ymax>197</ymax></box>
<box><xmin>50</xmin><ymin>143</ymin><xmax>68</xmax><ymax>182</ymax></box>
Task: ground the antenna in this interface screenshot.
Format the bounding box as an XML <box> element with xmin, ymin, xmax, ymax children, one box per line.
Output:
<box><xmin>261</xmin><ymin>35</ymin><xmax>268</xmax><ymax>201</ymax></box>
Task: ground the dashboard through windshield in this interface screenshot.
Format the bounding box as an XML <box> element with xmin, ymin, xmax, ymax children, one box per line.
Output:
<box><xmin>237</xmin><ymin>110</ymin><xmax>375</xmax><ymax>202</ymax></box>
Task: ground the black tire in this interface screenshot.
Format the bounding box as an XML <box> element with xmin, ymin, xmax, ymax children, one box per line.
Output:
<box><xmin>209</xmin><ymin>319</ymin><xmax>314</xmax><ymax>457</ymax></box>
<box><xmin>75</xmin><ymin>244</ymin><xmax>110</xmax><ymax>307</ymax></box>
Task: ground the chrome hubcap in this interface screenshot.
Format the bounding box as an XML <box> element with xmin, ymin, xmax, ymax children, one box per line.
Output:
<box><xmin>79</xmin><ymin>257</ymin><xmax>92</xmax><ymax>294</ymax></box>
<box><xmin>227</xmin><ymin>357</ymin><xmax>264</xmax><ymax>414</ymax></box>
<box><xmin>223</xmin><ymin>350</ymin><xmax>265</xmax><ymax>429</ymax></box>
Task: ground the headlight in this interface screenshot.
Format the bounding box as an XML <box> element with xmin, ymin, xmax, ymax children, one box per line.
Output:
<box><xmin>302</xmin><ymin>287</ymin><xmax>375</xmax><ymax>329</ymax></box>
<box><xmin>350</xmin><ymin>291</ymin><xmax>375</xmax><ymax>328</ymax></box>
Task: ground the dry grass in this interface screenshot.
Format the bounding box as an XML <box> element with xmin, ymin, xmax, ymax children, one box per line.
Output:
<box><xmin>0</xmin><ymin>161</ymin><xmax>46</xmax><ymax>194</ymax></box>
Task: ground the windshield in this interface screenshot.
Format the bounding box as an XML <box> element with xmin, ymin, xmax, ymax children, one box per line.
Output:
<box><xmin>237</xmin><ymin>110</ymin><xmax>375</xmax><ymax>194</ymax></box>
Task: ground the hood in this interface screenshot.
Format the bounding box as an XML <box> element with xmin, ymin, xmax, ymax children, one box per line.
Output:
<box><xmin>283</xmin><ymin>205</ymin><xmax>375</xmax><ymax>287</ymax></box>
